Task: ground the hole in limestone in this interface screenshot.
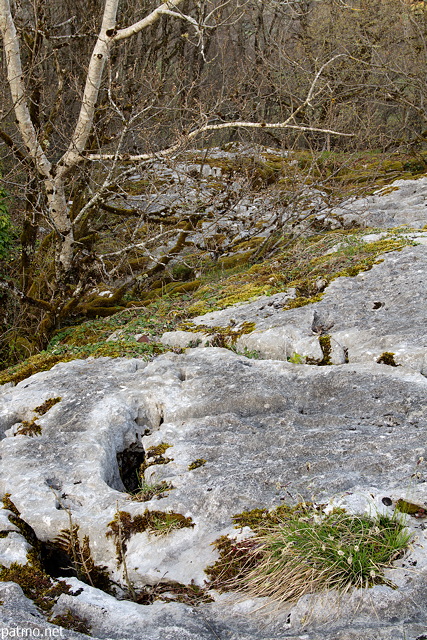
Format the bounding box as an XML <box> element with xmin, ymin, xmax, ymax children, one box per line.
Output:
<box><xmin>40</xmin><ymin>536</ymin><xmax>112</xmax><ymax>594</ymax></box>
<box><xmin>41</xmin><ymin>541</ymin><xmax>79</xmax><ymax>579</ymax></box>
<box><xmin>117</xmin><ymin>443</ymin><xmax>146</xmax><ymax>493</ymax></box>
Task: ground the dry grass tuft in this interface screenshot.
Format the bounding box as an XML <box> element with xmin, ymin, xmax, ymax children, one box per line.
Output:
<box><xmin>209</xmin><ymin>507</ymin><xmax>411</xmax><ymax>604</ymax></box>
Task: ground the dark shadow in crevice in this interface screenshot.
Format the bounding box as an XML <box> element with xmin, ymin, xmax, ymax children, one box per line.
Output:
<box><xmin>117</xmin><ymin>443</ymin><xmax>146</xmax><ymax>492</ymax></box>
<box><xmin>41</xmin><ymin>541</ymin><xmax>78</xmax><ymax>578</ymax></box>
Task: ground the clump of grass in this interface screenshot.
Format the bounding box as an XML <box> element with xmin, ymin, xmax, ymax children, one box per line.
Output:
<box><xmin>130</xmin><ymin>477</ymin><xmax>174</xmax><ymax>502</ymax></box>
<box><xmin>208</xmin><ymin>507</ymin><xmax>411</xmax><ymax>604</ymax></box>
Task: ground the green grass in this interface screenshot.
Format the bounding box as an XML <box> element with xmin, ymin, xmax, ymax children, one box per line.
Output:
<box><xmin>208</xmin><ymin>506</ymin><xmax>412</xmax><ymax>604</ymax></box>
<box><xmin>129</xmin><ymin>476</ymin><xmax>174</xmax><ymax>502</ymax></box>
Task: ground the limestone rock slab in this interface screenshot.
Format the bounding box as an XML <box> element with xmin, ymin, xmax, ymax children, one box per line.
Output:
<box><xmin>331</xmin><ymin>177</ymin><xmax>427</xmax><ymax>228</ymax></box>
<box><xmin>181</xmin><ymin>244</ymin><xmax>427</xmax><ymax>374</ymax></box>
<box><xmin>0</xmin><ymin>347</ymin><xmax>427</xmax><ymax>638</ymax></box>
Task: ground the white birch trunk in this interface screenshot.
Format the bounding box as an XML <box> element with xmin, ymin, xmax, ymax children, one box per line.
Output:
<box><xmin>0</xmin><ymin>0</ymin><xmax>51</xmax><ymax>178</ymax></box>
<box><xmin>0</xmin><ymin>0</ymin><xmax>75</xmax><ymax>278</ymax></box>
<box><xmin>57</xmin><ymin>0</ymin><xmax>120</xmax><ymax>177</ymax></box>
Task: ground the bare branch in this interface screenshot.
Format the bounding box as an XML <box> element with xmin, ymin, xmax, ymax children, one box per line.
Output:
<box><xmin>0</xmin><ymin>128</ymin><xmax>29</xmax><ymax>164</ymax></box>
<box><xmin>100</xmin><ymin>228</ymin><xmax>178</xmax><ymax>258</ymax></box>
<box><xmin>305</xmin><ymin>55</ymin><xmax>345</xmax><ymax>107</ymax></box>
<box><xmin>112</xmin><ymin>0</ymin><xmax>185</xmax><ymax>42</ymax></box>
<box><xmin>0</xmin><ymin>279</ymin><xmax>53</xmax><ymax>312</ymax></box>
<box><xmin>158</xmin><ymin>8</ymin><xmax>201</xmax><ymax>29</ymax></box>
<box><xmin>86</xmin><ymin>121</ymin><xmax>354</xmax><ymax>162</ymax></box>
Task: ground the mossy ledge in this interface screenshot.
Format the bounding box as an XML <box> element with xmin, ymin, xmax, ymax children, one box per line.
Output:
<box><xmin>0</xmin><ymin>341</ymin><xmax>169</xmax><ymax>386</ymax></box>
<box><xmin>0</xmin><ymin>230</ymin><xmax>414</xmax><ymax>386</ymax></box>
<box><xmin>179</xmin><ymin>321</ymin><xmax>257</xmax><ymax>346</ymax></box>
<box><xmin>187</xmin><ymin>232</ymin><xmax>414</xmax><ymax>317</ymax></box>
<box><xmin>107</xmin><ymin>510</ymin><xmax>195</xmax><ymax>562</ymax></box>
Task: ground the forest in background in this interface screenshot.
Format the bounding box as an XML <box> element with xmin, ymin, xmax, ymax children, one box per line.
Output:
<box><xmin>1</xmin><ymin>0</ymin><xmax>427</xmax><ymax>372</ymax></box>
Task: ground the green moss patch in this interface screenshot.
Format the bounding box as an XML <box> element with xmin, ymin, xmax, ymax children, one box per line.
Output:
<box><xmin>377</xmin><ymin>352</ymin><xmax>399</xmax><ymax>366</ymax></box>
<box><xmin>14</xmin><ymin>397</ymin><xmax>62</xmax><ymax>437</ymax></box>
<box><xmin>140</xmin><ymin>443</ymin><xmax>173</xmax><ymax>474</ymax></box>
<box><xmin>107</xmin><ymin>510</ymin><xmax>195</xmax><ymax>562</ymax></box>
<box><xmin>0</xmin><ymin>340</ymin><xmax>170</xmax><ymax>386</ymax></box>
<box><xmin>0</xmin><ymin>496</ymin><xmax>73</xmax><ymax>614</ymax></box>
<box><xmin>188</xmin><ymin>459</ymin><xmax>207</xmax><ymax>471</ymax></box>
<box><xmin>0</xmin><ymin>220</ymin><xmax>415</xmax><ymax>386</ymax></box>
<box><xmin>34</xmin><ymin>397</ymin><xmax>61</xmax><ymax>414</ymax></box>
<box><xmin>306</xmin><ymin>335</ymin><xmax>333</xmax><ymax>366</ymax></box>
<box><xmin>49</xmin><ymin>610</ymin><xmax>91</xmax><ymax>635</ymax></box>
<box><xmin>186</xmin><ymin>231</ymin><xmax>413</xmax><ymax>317</ymax></box>
<box><xmin>180</xmin><ymin>321</ymin><xmax>256</xmax><ymax>346</ymax></box>
<box><xmin>0</xmin><ymin>562</ymin><xmax>72</xmax><ymax>612</ymax></box>
<box><xmin>395</xmin><ymin>499</ymin><xmax>427</xmax><ymax>517</ymax></box>
<box><xmin>16</xmin><ymin>419</ymin><xmax>42</xmax><ymax>437</ymax></box>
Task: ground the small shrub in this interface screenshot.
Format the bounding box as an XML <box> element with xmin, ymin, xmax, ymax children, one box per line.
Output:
<box><xmin>287</xmin><ymin>352</ymin><xmax>304</xmax><ymax>364</ymax></box>
<box><xmin>52</xmin><ymin>524</ymin><xmax>111</xmax><ymax>591</ymax></box>
<box><xmin>0</xmin><ymin>189</ymin><xmax>13</xmax><ymax>263</ymax></box>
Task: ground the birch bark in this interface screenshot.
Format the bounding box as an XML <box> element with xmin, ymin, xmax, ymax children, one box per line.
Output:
<box><xmin>0</xmin><ymin>0</ymin><xmax>185</xmax><ymax>284</ymax></box>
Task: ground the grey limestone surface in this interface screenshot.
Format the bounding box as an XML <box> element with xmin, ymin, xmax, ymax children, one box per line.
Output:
<box><xmin>0</xmin><ymin>349</ymin><xmax>427</xmax><ymax>639</ymax></box>
<box><xmin>163</xmin><ymin>240</ymin><xmax>427</xmax><ymax>375</ymax></box>
<box><xmin>1</xmin><ymin>174</ymin><xmax>427</xmax><ymax>640</ymax></box>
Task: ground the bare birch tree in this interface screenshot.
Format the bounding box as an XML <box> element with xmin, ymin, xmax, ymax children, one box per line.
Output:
<box><xmin>0</xmin><ymin>0</ymin><xmax>351</xmax><ymax>356</ymax></box>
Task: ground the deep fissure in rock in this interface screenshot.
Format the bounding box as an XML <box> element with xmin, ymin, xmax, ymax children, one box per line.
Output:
<box><xmin>41</xmin><ymin>541</ymin><xmax>79</xmax><ymax>579</ymax></box>
<box><xmin>117</xmin><ymin>442</ymin><xmax>146</xmax><ymax>492</ymax></box>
